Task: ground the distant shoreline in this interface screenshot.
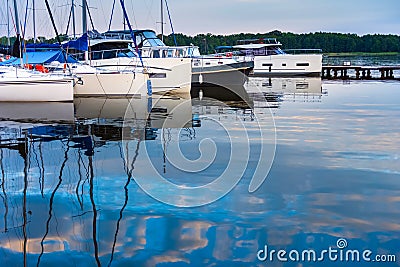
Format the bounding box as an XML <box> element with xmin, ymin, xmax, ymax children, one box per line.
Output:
<box><xmin>325</xmin><ymin>52</ymin><xmax>400</xmax><ymax>57</ymax></box>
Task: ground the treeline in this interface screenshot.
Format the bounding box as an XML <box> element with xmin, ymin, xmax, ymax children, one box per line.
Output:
<box><xmin>162</xmin><ymin>31</ymin><xmax>400</xmax><ymax>54</ymax></box>
<box><xmin>2</xmin><ymin>31</ymin><xmax>399</xmax><ymax>54</ymax></box>
<box><xmin>0</xmin><ymin>35</ymin><xmax>68</xmax><ymax>46</ymax></box>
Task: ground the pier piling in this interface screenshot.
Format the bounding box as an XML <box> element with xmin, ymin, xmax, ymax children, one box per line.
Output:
<box><xmin>322</xmin><ymin>65</ymin><xmax>400</xmax><ymax>80</ymax></box>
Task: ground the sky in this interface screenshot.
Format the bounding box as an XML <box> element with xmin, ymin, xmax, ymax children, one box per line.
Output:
<box><xmin>1</xmin><ymin>0</ymin><xmax>399</xmax><ymax>38</ymax></box>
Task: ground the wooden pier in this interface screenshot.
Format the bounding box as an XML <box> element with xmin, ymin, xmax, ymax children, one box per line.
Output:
<box><xmin>322</xmin><ymin>65</ymin><xmax>400</xmax><ymax>80</ymax></box>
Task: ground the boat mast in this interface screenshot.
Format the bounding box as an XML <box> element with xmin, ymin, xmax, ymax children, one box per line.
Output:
<box><xmin>160</xmin><ymin>0</ymin><xmax>164</xmax><ymax>42</ymax></box>
<box><xmin>82</xmin><ymin>0</ymin><xmax>87</xmax><ymax>34</ymax></box>
<box><xmin>82</xmin><ymin>0</ymin><xmax>88</xmax><ymax>62</ymax></box>
<box><xmin>32</xmin><ymin>0</ymin><xmax>36</xmax><ymax>43</ymax></box>
<box><xmin>72</xmin><ymin>0</ymin><xmax>76</xmax><ymax>38</ymax></box>
<box><xmin>12</xmin><ymin>0</ymin><xmax>22</xmax><ymax>66</ymax></box>
<box><xmin>164</xmin><ymin>0</ymin><xmax>177</xmax><ymax>45</ymax></box>
<box><xmin>6</xmin><ymin>0</ymin><xmax>10</xmax><ymax>46</ymax></box>
<box><xmin>43</xmin><ymin>0</ymin><xmax>72</xmax><ymax>74</ymax></box>
<box><xmin>12</xmin><ymin>0</ymin><xmax>20</xmax><ymax>36</ymax></box>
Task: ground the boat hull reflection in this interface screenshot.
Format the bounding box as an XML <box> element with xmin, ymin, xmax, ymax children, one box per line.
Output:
<box><xmin>245</xmin><ymin>77</ymin><xmax>322</xmax><ymax>95</ymax></box>
<box><xmin>0</xmin><ymin>102</ymin><xmax>74</xmax><ymax>123</ymax></box>
<box><xmin>74</xmin><ymin>96</ymin><xmax>193</xmax><ymax>130</ymax></box>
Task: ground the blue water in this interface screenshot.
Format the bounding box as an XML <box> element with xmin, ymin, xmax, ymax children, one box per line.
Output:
<box><xmin>0</xmin><ymin>79</ymin><xmax>399</xmax><ymax>266</ymax></box>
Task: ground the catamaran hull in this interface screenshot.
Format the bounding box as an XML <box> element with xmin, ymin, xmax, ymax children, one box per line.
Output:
<box><xmin>87</xmin><ymin>57</ymin><xmax>192</xmax><ymax>96</ymax></box>
<box><xmin>74</xmin><ymin>72</ymin><xmax>149</xmax><ymax>97</ymax></box>
<box><xmin>192</xmin><ymin>61</ymin><xmax>252</xmax><ymax>86</ymax></box>
<box><xmin>0</xmin><ymin>77</ymin><xmax>74</xmax><ymax>102</ymax></box>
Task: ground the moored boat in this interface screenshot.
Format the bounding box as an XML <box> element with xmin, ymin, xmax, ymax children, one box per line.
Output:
<box><xmin>92</xmin><ymin>29</ymin><xmax>251</xmax><ymax>87</ymax></box>
<box><xmin>216</xmin><ymin>38</ymin><xmax>322</xmax><ymax>76</ymax></box>
<box><xmin>0</xmin><ymin>66</ymin><xmax>74</xmax><ymax>102</ymax></box>
<box><xmin>69</xmin><ymin>30</ymin><xmax>192</xmax><ymax>97</ymax></box>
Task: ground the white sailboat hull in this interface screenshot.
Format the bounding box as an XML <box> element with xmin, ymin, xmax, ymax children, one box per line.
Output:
<box><xmin>0</xmin><ymin>76</ymin><xmax>74</xmax><ymax>102</ymax></box>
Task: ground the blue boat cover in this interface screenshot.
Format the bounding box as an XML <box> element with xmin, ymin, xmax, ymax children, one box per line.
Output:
<box><xmin>25</xmin><ymin>33</ymin><xmax>88</xmax><ymax>52</ymax></box>
<box><xmin>62</xmin><ymin>33</ymin><xmax>88</xmax><ymax>51</ymax></box>
<box><xmin>25</xmin><ymin>43</ymin><xmax>61</xmax><ymax>50</ymax></box>
<box><xmin>0</xmin><ymin>50</ymin><xmax>78</xmax><ymax>65</ymax></box>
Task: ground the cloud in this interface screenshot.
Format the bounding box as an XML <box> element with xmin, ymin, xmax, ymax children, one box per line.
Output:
<box><xmin>1</xmin><ymin>0</ymin><xmax>398</xmax><ymax>38</ymax></box>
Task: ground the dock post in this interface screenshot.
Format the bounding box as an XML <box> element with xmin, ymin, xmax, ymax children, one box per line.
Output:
<box><xmin>322</xmin><ymin>65</ymin><xmax>399</xmax><ymax>80</ymax></box>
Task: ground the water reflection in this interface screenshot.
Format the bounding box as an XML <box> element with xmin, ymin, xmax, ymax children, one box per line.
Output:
<box><xmin>0</xmin><ymin>102</ymin><xmax>74</xmax><ymax>124</ymax></box>
<box><xmin>0</xmin><ymin>79</ymin><xmax>399</xmax><ymax>266</ymax></box>
<box><xmin>245</xmin><ymin>77</ymin><xmax>326</xmax><ymax>108</ymax></box>
<box><xmin>0</xmin><ymin>95</ymin><xmax>199</xmax><ymax>266</ymax></box>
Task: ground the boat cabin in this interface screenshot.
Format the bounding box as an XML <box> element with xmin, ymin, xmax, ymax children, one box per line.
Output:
<box><xmin>76</xmin><ymin>29</ymin><xmax>200</xmax><ymax>60</ymax></box>
<box><xmin>101</xmin><ymin>29</ymin><xmax>166</xmax><ymax>48</ymax></box>
<box><xmin>216</xmin><ymin>38</ymin><xmax>286</xmax><ymax>57</ymax></box>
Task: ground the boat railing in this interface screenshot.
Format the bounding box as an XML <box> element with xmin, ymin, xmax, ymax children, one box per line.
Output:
<box><xmin>237</xmin><ymin>38</ymin><xmax>280</xmax><ymax>45</ymax></box>
<box><xmin>101</xmin><ymin>33</ymin><xmax>132</xmax><ymax>40</ymax></box>
<box><xmin>141</xmin><ymin>46</ymin><xmax>201</xmax><ymax>58</ymax></box>
<box><xmin>70</xmin><ymin>48</ymin><xmax>135</xmax><ymax>61</ymax></box>
<box><xmin>70</xmin><ymin>45</ymin><xmax>205</xmax><ymax>61</ymax></box>
<box><xmin>283</xmin><ymin>49</ymin><xmax>323</xmax><ymax>55</ymax></box>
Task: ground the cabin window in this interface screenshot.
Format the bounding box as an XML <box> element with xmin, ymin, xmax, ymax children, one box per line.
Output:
<box><xmin>175</xmin><ymin>49</ymin><xmax>184</xmax><ymax>57</ymax></box>
<box><xmin>167</xmin><ymin>49</ymin><xmax>174</xmax><ymax>57</ymax></box>
<box><xmin>262</xmin><ymin>63</ymin><xmax>273</xmax><ymax>67</ymax></box>
<box><xmin>104</xmin><ymin>50</ymin><xmax>118</xmax><ymax>59</ymax></box>
<box><xmin>151</xmin><ymin>107</ymin><xmax>168</xmax><ymax>113</ymax></box>
<box><xmin>282</xmin><ymin>63</ymin><xmax>287</xmax><ymax>66</ymax></box>
<box><xmin>136</xmin><ymin>36</ymin><xmax>144</xmax><ymax>46</ymax></box>
<box><xmin>296</xmin><ymin>63</ymin><xmax>310</xmax><ymax>66</ymax></box>
<box><xmin>254</xmin><ymin>47</ymin><xmax>267</xmax><ymax>56</ymax></box>
<box><xmin>296</xmin><ymin>83</ymin><xmax>309</xmax><ymax>90</ymax></box>
<box><xmin>152</xmin><ymin>50</ymin><xmax>160</xmax><ymax>58</ymax></box>
<box><xmin>149</xmin><ymin>73</ymin><xmax>167</xmax><ymax>78</ymax></box>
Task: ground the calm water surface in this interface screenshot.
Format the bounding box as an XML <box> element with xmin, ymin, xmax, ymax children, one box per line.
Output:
<box><xmin>323</xmin><ymin>54</ymin><xmax>400</xmax><ymax>66</ymax></box>
<box><xmin>0</xmin><ymin>78</ymin><xmax>399</xmax><ymax>266</ymax></box>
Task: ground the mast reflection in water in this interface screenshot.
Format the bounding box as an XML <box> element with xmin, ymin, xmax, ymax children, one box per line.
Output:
<box><xmin>0</xmin><ymin>78</ymin><xmax>399</xmax><ymax>266</ymax></box>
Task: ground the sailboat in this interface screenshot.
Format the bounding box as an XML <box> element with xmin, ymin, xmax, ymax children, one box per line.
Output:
<box><xmin>65</xmin><ymin>0</ymin><xmax>192</xmax><ymax>97</ymax></box>
<box><xmin>0</xmin><ymin>66</ymin><xmax>74</xmax><ymax>102</ymax></box>
<box><xmin>92</xmin><ymin>0</ymin><xmax>251</xmax><ymax>87</ymax></box>
<box><xmin>0</xmin><ymin>0</ymin><xmax>74</xmax><ymax>102</ymax></box>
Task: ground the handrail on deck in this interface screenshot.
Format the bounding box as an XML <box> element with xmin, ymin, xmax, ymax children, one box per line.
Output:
<box><xmin>283</xmin><ymin>49</ymin><xmax>323</xmax><ymax>55</ymax></box>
